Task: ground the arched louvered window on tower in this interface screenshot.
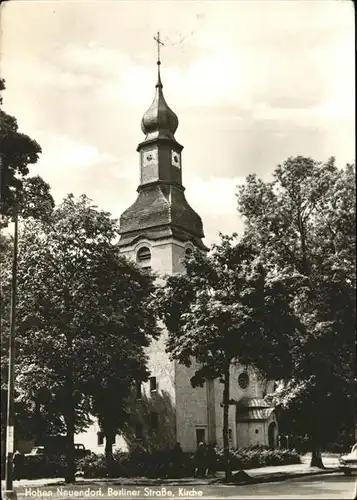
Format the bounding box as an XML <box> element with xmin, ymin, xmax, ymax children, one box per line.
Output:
<box><xmin>185</xmin><ymin>247</ymin><xmax>193</xmax><ymax>258</ymax></box>
<box><xmin>136</xmin><ymin>246</ymin><xmax>151</xmax><ymax>268</ymax></box>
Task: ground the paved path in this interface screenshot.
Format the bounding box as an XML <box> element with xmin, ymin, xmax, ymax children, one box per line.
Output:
<box><xmin>3</xmin><ymin>453</ymin><xmax>340</xmax><ymax>488</ymax></box>
<box><xmin>11</xmin><ymin>474</ymin><xmax>357</xmax><ymax>499</ymax></box>
<box><xmin>204</xmin><ymin>474</ymin><xmax>356</xmax><ymax>499</ymax></box>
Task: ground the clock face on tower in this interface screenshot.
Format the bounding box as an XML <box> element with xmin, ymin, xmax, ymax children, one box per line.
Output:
<box><xmin>171</xmin><ymin>150</ymin><xmax>181</xmax><ymax>169</ymax></box>
<box><xmin>141</xmin><ymin>148</ymin><xmax>158</xmax><ymax>184</ymax></box>
<box><xmin>143</xmin><ymin>148</ymin><xmax>158</xmax><ymax>166</ymax></box>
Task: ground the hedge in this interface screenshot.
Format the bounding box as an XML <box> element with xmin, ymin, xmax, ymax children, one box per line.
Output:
<box><xmin>76</xmin><ymin>446</ymin><xmax>301</xmax><ymax>479</ymax></box>
<box><xmin>17</xmin><ymin>446</ymin><xmax>301</xmax><ymax>479</ymax></box>
<box><xmin>214</xmin><ymin>446</ymin><xmax>301</xmax><ymax>470</ymax></box>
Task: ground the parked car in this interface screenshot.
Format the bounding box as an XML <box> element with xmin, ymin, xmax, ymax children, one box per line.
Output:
<box><xmin>24</xmin><ymin>446</ymin><xmax>45</xmax><ymax>461</ymax></box>
<box><xmin>339</xmin><ymin>443</ymin><xmax>357</xmax><ymax>475</ymax></box>
<box><xmin>74</xmin><ymin>444</ymin><xmax>90</xmax><ymax>459</ymax></box>
<box><xmin>24</xmin><ymin>443</ymin><xmax>89</xmax><ymax>460</ymax></box>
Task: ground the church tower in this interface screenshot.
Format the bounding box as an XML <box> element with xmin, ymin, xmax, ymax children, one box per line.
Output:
<box><xmin>118</xmin><ymin>47</ymin><xmax>207</xmax><ymax>270</ymax></box>
<box><xmin>118</xmin><ymin>37</ymin><xmax>278</xmax><ymax>452</ymax></box>
<box><xmin>118</xmin><ymin>36</ymin><xmax>210</xmax><ymax>452</ymax></box>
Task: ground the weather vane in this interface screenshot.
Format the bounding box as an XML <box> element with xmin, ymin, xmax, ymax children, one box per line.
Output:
<box><xmin>153</xmin><ymin>31</ymin><xmax>165</xmax><ymax>64</ymax></box>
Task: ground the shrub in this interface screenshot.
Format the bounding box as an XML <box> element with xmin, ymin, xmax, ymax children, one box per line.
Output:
<box><xmin>76</xmin><ymin>453</ymin><xmax>108</xmax><ymax>479</ymax></box>
<box><xmin>22</xmin><ymin>455</ymin><xmax>68</xmax><ymax>479</ymax></box>
<box><xmin>214</xmin><ymin>446</ymin><xmax>301</xmax><ymax>471</ymax></box>
<box><xmin>77</xmin><ymin>449</ymin><xmax>195</xmax><ymax>479</ymax></box>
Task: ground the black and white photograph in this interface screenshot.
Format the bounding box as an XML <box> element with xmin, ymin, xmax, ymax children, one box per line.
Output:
<box><xmin>0</xmin><ymin>0</ymin><xmax>355</xmax><ymax>499</ymax></box>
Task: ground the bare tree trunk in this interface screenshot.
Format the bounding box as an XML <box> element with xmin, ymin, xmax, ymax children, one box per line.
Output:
<box><xmin>104</xmin><ymin>430</ymin><xmax>116</xmax><ymax>477</ymax></box>
<box><xmin>310</xmin><ymin>430</ymin><xmax>325</xmax><ymax>469</ymax></box>
<box><xmin>64</xmin><ymin>313</ymin><xmax>76</xmax><ymax>484</ymax></box>
<box><xmin>64</xmin><ymin>369</ymin><xmax>76</xmax><ymax>483</ymax></box>
<box><xmin>104</xmin><ymin>434</ymin><xmax>114</xmax><ymax>462</ymax></box>
<box><xmin>34</xmin><ymin>400</ymin><xmax>43</xmax><ymax>445</ymax></box>
<box><xmin>310</xmin><ymin>447</ymin><xmax>325</xmax><ymax>468</ymax></box>
<box><xmin>222</xmin><ymin>365</ymin><xmax>232</xmax><ymax>482</ymax></box>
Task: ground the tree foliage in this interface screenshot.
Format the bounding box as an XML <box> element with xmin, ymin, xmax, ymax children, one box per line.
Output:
<box><xmin>237</xmin><ymin>156</ymin><xmax>356</xmax><ymax>465</ymax></box>
<box><xmin>157</xmin><ymin>236</ymin><xmax>300</xmax><ymax>480</ymax></box>
<box><xmin>1</xmin><ymin>194</ymin><xmax>159</xmax><ymax>481</ymax></box>
<box><xmin>0</xmin><ymin>79</ymin><xmax>48</xmax><ymax>221</ymax></box>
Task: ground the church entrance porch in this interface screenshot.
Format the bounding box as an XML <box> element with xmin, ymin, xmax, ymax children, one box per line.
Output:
<box><xmin>236</xmin><ymin>397</ymin><xmax>278</xmax><ymax>448</ymax></box>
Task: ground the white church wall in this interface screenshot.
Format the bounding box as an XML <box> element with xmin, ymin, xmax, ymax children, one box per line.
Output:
<box><xmin>145</xmin><ymin>329</ymin><xmax>176</xmax><ymax>404</ymax></box>
<box><xmin>214</xmin><ymin>400</ymin><xmax>237</xmax><ymax>449</ymax></box>
<box><xmin>75</xmin><ymin>421</ymin><xmax>128</xmax><ymax>454</ymax></box>
<box><xmin>231</xmin><ymin>365</ymin><xmax>267</xmax><ymax>399</ymax></box>
<box><xmin>175</xmin><ymin>360</ymin><xmax>208</xmax><ymax>452</ymax></box>
<box><xmin>212</xmin><ymin>364</ymin><xmax>274</xmax><ymax>449</ymax></box>
<box><xmin>150</xmin><ymin>241</ymin><xmax>175</xmax><ymax>275</ymax></box>
<box><xmin>171</xmin><ymin>241</ymin><xmax>189</xmax><ymax>274</ymax></box>
<box><xmin>120</xmin><ymin>237</ymin><xmax>188</xmax><ymax>276</ymax></box>
<box><xmin>236</xmin><ymin>422</ymin><xmax>266</xmax><ymax>448</ymax></box>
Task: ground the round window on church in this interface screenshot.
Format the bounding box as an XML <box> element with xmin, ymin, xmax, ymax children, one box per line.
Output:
<box><xmin>238</xmin><ymin>372</ymin><xmax>249</xmax><ymax>389</ymax></box>
<box><xmin>137</xmin><ymin>246</ymin><xmax>151</xmax><ymax>264</ymax></box>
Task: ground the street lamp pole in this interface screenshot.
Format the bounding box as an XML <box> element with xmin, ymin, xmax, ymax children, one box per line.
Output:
<box><xmin>4</xmin><ymin>200</ymin><xmax>18</xmax><ymax>500</ymax></box>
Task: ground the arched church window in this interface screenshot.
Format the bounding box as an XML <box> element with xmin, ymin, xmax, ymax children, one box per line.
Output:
<box><xmin>149</xmin><ymin>376</ymin><xmax>157</xmax><ymax>392</ymax></box>
<box><xmin>97</xmin><ymin>432</ymin><xmax>104</xmax><ymax>446</ymax></box>
<box><xmin>238</xmin><ymin>372</ymin><xmax>249</xmax><ymax>389</ymax></box>
<box><xmin>228</xmin><ymin>429</ymin><xmax>233</xmax><ymax>443</ymax></box>
<box><xmin>185</xmin><ymin>247</ymin><xmax>193</xmax><ymax>258</ymax></box>
<box><xmin>137</xmin><ymin>246</ymin><xmax>151</xmax><ymax>265</ymax></box>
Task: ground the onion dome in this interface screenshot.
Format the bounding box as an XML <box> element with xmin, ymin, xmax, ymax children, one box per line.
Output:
<box><xmin>141</xmin><ymin>62</ymin><xmax>179</xmax><ymax>141</ymax></box>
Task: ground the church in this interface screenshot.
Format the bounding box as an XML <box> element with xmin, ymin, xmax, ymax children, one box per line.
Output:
<box><xmin>78</xmin><ymin>44</ymin><xmax>278</xmax><ymax>454</ymax></box>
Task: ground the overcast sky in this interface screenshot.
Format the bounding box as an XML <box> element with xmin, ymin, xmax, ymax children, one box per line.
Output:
<box><xmin>1</xmin><ymin>0</ymin><xmax>355</xmax><ymax>245</ymax></box>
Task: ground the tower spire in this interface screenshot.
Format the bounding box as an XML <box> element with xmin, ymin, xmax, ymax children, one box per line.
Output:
<box><xmin>153</xmin><ymin>31</ymin><xmax>164</xmax><ymax>88</ymax></box>
<box><xmin>119</xmin><ymin>33</ymin><xmax>207</xmax><ymax>253</ymax></box>
<box><xmin>140</xmin><ymin>31</ymin><xmax>178</xmax><ymax>141</ymax></box>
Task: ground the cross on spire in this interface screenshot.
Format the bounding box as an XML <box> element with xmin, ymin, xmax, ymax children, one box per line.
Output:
<box><xmin>153</xmin><ymin>31</ymin><xmax>164</xmax><ymax>65</ymax></box>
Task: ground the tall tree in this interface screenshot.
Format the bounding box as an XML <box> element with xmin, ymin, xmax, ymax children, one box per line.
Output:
<box><xmin>0</xmin><ymin>79</ymin><xmax>44</xmax><ymax>221</ymax></box>
<box><xmin>157</xmin><ymin>236</ymin><xmax>301</xmax><ymax>481</ymax></box>
<box><xmin>237</xmin><ymin>156</ymin><xmax>356</xmax><ymax>467</ymax></box>
<box><xmin>89</xmin><ymin>342</ymin><xmax>148</xmax><ymax>468</ymax></box>
<box><xmin>2</xmin><ymin>194</ymin><xmax>158</xmax><ymax>482</ymax></box>
<box><xmin>1</xmin><ymin>174</ymin><xmax>54</xmax><ymax>447</ymax></box>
